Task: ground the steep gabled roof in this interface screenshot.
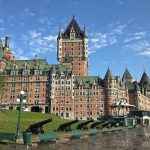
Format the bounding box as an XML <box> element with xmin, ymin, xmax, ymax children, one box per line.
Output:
<box><xmin>61</xmin><ymin>16</ymin><xmax>86</xmax><ymax>39</ymax></box>
<box><xmin>74</xmin><ymin>76</ymin><xmax>101</xmax><ymax>88</ymax></box>
<box><xmin>122</xmin><ymin>68</ymin><xmax>133</xmax><ymax>81</ymax></box>
<box><xmin>140</xmin><ymin>72</ymin><xmax>150</xmax><ymax>85</ymax></box>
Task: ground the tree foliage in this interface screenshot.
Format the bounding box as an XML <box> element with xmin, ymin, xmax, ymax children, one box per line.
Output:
<box><xmin>0</xmin><ymin>74</ymin><xmax>5</xmax><ymax>95</ymax></box>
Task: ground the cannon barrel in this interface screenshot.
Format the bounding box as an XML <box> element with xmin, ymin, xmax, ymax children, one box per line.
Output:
<box><xmin>76</xmin><ymin>120</ymin><xmax>93</xmax><ymax>130</ymax></box>
<box><xmin>26</xmin><ymin>118</ymin><xmax>52</xmax><ymax>134</ymax></box>
<box><xmin>57</xmin><ymin>120</ymin><xmax>78</xmax><ymax>132</ymax></box>
<box><xmin>100</xmin><ymin>121</ymin><xmax>110</xmax><ymax>128</ymax></box>
<box><xmin>90</xmin><ymin>120</ymin><xmax>104</xmax><ymax>128</ymax></box>
<box><xmin>101</xmin><ymin>120</ymin><xmax>118</xmax><ymax>128</ymax></box>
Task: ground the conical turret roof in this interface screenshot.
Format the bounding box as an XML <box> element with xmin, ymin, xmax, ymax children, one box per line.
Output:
<box><xmin>122</xmin><ymin>68</ymin><xmax>133</xmax><ymax>81</ymax></box>
<box><xmin>104</xmin><ymin>68</ymin><xmax>113</xmax><ymax>80</ymax></box>
<box><xmin>140</xmin><ymin>72</ymin><xmax>150</xmax><ymax>84</ymax></box>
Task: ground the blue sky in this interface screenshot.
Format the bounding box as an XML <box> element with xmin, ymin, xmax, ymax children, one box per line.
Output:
<box><xmin>0</xmin><ymin>0</ymin><xmax>150</xmax><ymax>79</ymax></box>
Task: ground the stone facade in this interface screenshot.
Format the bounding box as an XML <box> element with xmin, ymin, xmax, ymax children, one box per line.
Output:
<box><xmin>0</xmin><ymin>17</ymin><xmax>150</xmax><ymax>120</ymax></box>
<box><xmin>0</xmin><ymin>59</ymin><xmax>50</xmax><ymax>112</ymax></box>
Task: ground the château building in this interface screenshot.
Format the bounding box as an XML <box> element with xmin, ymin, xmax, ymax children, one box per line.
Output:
<box><xmin>1</xmin><ymin>17</ymin><xmax>150</xmax><ymax>120</ymax></box>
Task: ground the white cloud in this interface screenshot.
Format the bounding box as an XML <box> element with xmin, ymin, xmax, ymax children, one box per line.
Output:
<box><xmin>124</xmin><ymin>32</ymin><xmax>146</xmax><ymax>43</ymax></box>
<box><xmin>117</xmin><ymin>0</ymin><xmax>125</xmax><ymax>5</ymax></box>
<box><xmin>124</xmin><ymin>36</ymin><xmax>142</xmax><ymax>43</ymax></box>
<box><xmin>29</xmin><ymin>30</ymin><xmax>42</xmax><ymax>39</ymax></box>
<box><xmin>43</xmin><ymin>35</ymin><xmax>57</xmax><ymax>42</ymax></box>
<box><xmin>88</xmin><ymin>22</ymin><xmax>148</xmax><ymax>58</ymax></box>
<box><xmin>21</xmin><ymin>30</ymin><xmax>57</xmax><ymax>57</ymax></box>
<box><xmin>89</xmin><ymin>31</ymin><xmax>118</xmax><ymax>53</ymax></box>
<box><xmin>24</xmin><ymin>8</ymin><xmax>36</xmax><ymax>17</ymax></box>
<box><xmin>90</xmin><ymin>33</ymin><xmax>108</xmax><ymax>49</ymax></box>
<box><xmin>125</xmin><ymin>40</ymin><xmax>150</xmax><ymax>56</ymax></box>
<box><xmin>88</xmin><ymin>50</ymin><xmax>96</xmax><ymax>55</ymax></box>
<box><xmin>111</xmin><ymin>24</ymin><xmax>127</xmax><ymax>35</ymax></box>
<box><xmin>126</xmin><ymin>40</ymin><xmax>150</xmax><ymax>50</ymax></box>
<box><xmin>134</xmin><ymin>32</ymin><xmax>146</xmax><ymax>36</ymax></box>
<box><xmin>16</xmin><ymin>55</ymin><xmax>29</xmax><ymax>60</ymax></box>
<box><xmin>12</xmin><ymin>48</ymin><xmax>28</xmax><ymax>60</ymax></box>
<box><xmin>38</xmin><ymin>17</ymin><xmax>50</xmax><ymax>25</ymax></box>
<box><xmin>139</xmin><ymin>48</ymin><xmax>150</xmax><ymax>56</ymax></box>
<box><xmin>11</xmin><ymin>28</ymin><xmax>57</xmax><ymax>59</ymax></box>
<box><xmin>89</xmin><ymin>23</ymin><xmax>127</xmax><ymax>54</ymax></box>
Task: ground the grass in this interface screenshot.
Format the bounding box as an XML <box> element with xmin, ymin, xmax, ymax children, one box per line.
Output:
<box><xmin>0</xmin><ymin>110</ymin><xmax>67</xmax><ymax>133</ymax></box>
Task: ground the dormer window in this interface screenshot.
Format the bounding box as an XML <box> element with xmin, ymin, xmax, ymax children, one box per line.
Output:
<box><xmin>70</xmin><ymin>27</ymin><xmax>75</xmax><ymax>40</ymax></box>
<box><xmin>34</xmin><ymin>70</ymin><xmax>39</xmax><ymax>75</ymax></box>
<box><xmin>23</xmin><ymin>70</ymin><xmax>29</xmax><ymax>75</ymax></box>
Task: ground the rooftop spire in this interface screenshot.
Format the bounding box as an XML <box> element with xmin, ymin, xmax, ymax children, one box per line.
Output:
<box><xmin>122</xmin><ymin>68</ymin><xmax>133</xmax><ymax>81</ymax></box>
<box><xmin>61</xmin><ymin>16</ymin><xmax>86</xmax><ymax>39</ymax></box>
<box><xmin>140</xmin><ymin>71</ymin><xmax>150</xmax><ymax>84</ymax></box>
<box><xmin>57</xmin><ymin>26</ymin><xmax>62</xmax><ymax>39</ymax></box>
<box><xmin>104</xmin><ymin>68</ymin><xmax>113</xmax><ymax>80</ymax></box>
<box><xmin>5</xmin><ymin>36</ymin><xmax>10</xmax><ymax>48</ymax></box>
<box><xmin>72</xmin><ymin>15</ymin><xmax>75</xmax><ymax>19</ymax></box>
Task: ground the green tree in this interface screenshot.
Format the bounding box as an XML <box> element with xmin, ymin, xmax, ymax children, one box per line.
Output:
<box><xmin>0</xmin><ymin>73</ymin><xmax>5</xmax><ymax>95</ymax></box>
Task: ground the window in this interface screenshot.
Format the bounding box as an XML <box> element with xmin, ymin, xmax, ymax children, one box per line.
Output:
<box><xmin>70</xmin><ymin>32</ymin><xmax>75</xmax><ymax>40</ymax></box>
<box><xmin>66</xmin><ymin>113</ymin><xmax>69</xmax><ymax>117</ymax></box>
<box><xmin>35</xmin><ymin>70</ymin><xmax>39</xmax><ymax>75</ymax></box>
<box><xmin>61</xmin><ymin>112</ymin><xmax>64</xmax><ymax>117</ymax></box>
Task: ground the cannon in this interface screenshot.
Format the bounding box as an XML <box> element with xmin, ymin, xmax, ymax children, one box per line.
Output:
<box><xmin>101</xmin><ymin>120</ymin><xmax>120</xmax><ymax>128</ymax></box>
<box><xmin>90</xmin><ymin>120</ymin><xmax>104</xmax><ymax>128</ymax></box>
<box><xmin>26</xmin><ymin>118</ymin><xmax>52</xmax><ymax>134</ymax></box>
<box><xmin>76</xmin><ymin>120</ymin><xmax>93</xmax><ymax>130</ymax></box>
<box><xmin>57</xmin><ymin>120</ymin><xmax>78</xmax><ymax>132</ymax></box>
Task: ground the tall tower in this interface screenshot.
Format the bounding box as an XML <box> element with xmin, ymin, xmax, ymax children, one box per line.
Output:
<box><xmin>104</xmin><ymin>68</ymin><xmax>114</xmax><ymax>116</ymax></box>
<box><xmin>57</xmin><ymin>16</ymin><xmax>88</xmax><ymax>76</ymax></box>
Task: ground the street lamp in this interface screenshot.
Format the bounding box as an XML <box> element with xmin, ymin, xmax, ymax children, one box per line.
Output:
<box><xmin>15</xmin><ymin>90</ymin><xmax>26</xmax><ymax>140</ymax></box>
<box><xmin>85</xmin><ymin>82</ymin><xmax>90</xmax><ymax>120</ymax></box>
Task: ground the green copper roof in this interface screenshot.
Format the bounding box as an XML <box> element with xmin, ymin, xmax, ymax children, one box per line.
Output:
<box><xmin>140</xmin><ymin>72</ymin><xmax>150</xmax><ymax>85</ymax></box>
<box><xmin>5</xmin><ymin>59</ymin><xmax>51</xmax><ymax>70</ymax></box>
<box><xmin>126</xmin><ymin>82</ymin><xmax>135</xmax><ymax>91</ymax></box>
<box><xmin>74</xmin><ymin>76</ymin><xmax>100</xmax><ymax>87</ymax></box>
<box><xmin>122</xmin><ymin>68</ymin><xmax>132</xmax><ymax>81</ymax></box>
<box><xmin>51</xmin><ymin>64</ymin><xmax>72</xmax><ymax>76</ymax></box>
